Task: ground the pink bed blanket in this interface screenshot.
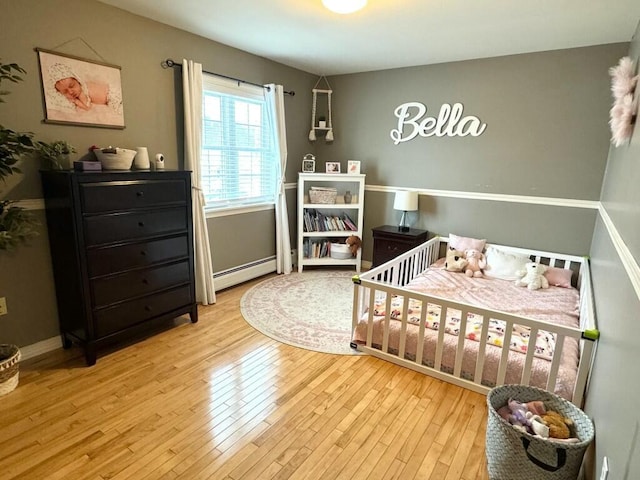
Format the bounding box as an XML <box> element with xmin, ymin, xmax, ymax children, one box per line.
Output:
<box><xmin>352</xmin><ymin>266</ymin><xmax>581</xmax><ymax>399</ymax></box>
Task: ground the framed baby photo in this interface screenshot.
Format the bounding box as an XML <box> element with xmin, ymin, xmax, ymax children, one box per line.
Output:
<box><xmin>347</xmin><ymin>160</ymin><xmax>361</xmax><ymax>174</ymax></box>
<box><xmin>325</xmin><ymin>162</ymin><xmax>341</xmax><ymax>173</ymax></box>
<box><xmin>35</xmin><ymin>48</ymin><xmax>125</xmax><ymax>129</ymax></box>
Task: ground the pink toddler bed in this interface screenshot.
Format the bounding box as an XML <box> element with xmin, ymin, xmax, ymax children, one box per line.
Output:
<box><xmin>351</xmin><ymin>237</ymin><xmax>598</xmax><ymax>405</ymax></box>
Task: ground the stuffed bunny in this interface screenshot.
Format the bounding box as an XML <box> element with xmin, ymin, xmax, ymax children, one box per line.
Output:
<box><xmin>464</xmin><ymin>248</ymin><xmax>486</xmax><ymax>278</ymax></box>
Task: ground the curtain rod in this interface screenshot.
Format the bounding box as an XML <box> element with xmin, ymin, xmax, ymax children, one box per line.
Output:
<box><xmin>161</xmin><ymin>59</ymin><xmax>295</xmax><ymax>96</ymax></box>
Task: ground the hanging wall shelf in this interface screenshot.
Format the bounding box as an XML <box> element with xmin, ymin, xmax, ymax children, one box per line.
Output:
<box><xmin>309</xmin><ymin>76</ymin><xmax>334</xmax><ymax>142</ymax></box>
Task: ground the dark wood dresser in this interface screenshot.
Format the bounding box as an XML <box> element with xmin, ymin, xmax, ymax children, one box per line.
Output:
<box><xmin>371</xmin><ymin>225</ymin><xmax>429</xmax><ymax>267</ymax></box>
<box><xmin>41</xmin><ymin>170</ymin><xmax>198</xmax><ymax>365</ymax></box>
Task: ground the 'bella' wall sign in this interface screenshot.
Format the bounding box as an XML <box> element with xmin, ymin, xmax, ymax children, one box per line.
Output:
<box><xmin>390</xmin><ymin>102</ymin><xmax>487</xmax><ymax>145</ymax></box>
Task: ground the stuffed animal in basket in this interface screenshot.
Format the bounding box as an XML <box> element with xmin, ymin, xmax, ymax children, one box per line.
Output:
<box><xmin>464</xmin><ymin>248</ymin><xmax>486</xmax><ymax>278</ymax></box>
<box><xmin>498</xmin><ymin>398</ymin><xmax>549</xmax><ymax>437</ymax></box>
<box><xmin>515</xmin><ymin>262</ymin><xmax>549</xmax><ymax>290</ymax></box>
<box><xmin>445</xmin><ymin>247</ymin><xmax>468</xmax><ymax>272</ymax></box>
<box><xmin>542</xmin><ymin>410</ymin><xmax>574</xmax><ymax>439</ymax></box>
<box><xmin>345</xmin><ymin>235</ymin><xmax>362</xmax><ymax>257</ymax></box>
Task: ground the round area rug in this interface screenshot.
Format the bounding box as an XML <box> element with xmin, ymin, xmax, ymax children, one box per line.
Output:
<box><xmin>240</xmin><ymin>270</ymin><xmax>360</xmax><ymax>355</ymax></box>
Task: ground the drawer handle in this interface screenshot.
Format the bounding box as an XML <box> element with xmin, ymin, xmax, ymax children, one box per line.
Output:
<box><xmin>140</xmin><ymin>250</ymin><xmax>147</xmax><ymax>256</ymax></box>
<box><xmin>136</xmin><ymin>191</ymin><xmax>144</xmax><ymax>197</ymax></box>
<box><xmin>142</xmin><ymin>278</ymin><xmax>149</xmax><ymax>285</ymax></box>
<box><xmin>144</xmin><ymin>305</ymin><xmax>152</xmax><ymax>312</ymax></box>
<box><xmin>138</xmin><ymin>221</ymin><xmax>145</xmax><ymax>227</ymax></box>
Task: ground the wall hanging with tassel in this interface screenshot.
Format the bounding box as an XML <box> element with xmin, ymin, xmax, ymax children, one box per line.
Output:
<box><xmin>309</xmin><ymin>76</ymin><xmax>334</xmax><ymax>142</ymax></box>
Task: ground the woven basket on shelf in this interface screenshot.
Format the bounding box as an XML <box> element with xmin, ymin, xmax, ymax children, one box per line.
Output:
<box><xmin>486</xmin><ymin>385</ymin><xmax>594</xmax><ymax>480</ymax></box>
<box><xmin>309</xmin><ymin>188</ymin><xmax>337</xmax><ymax>204</ymax></box>
<box><xmin>0</xmin><ymin>344</ymin><xmax>21</xmax><ymax>396</ymax></box>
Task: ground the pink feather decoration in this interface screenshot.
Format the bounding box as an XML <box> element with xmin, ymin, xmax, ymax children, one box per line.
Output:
<box><xmin>608</xmin><ymin>56</ymin><xmax>639</xmax><ymax>147</ymax></box>
<box><xmin>609</xmin><ymin>56</ymin><xmax>637</xmax><ymax>99</ymax></box>
<box><xmin>609</xmin><ymin>93</ymin><xmax>636</xmax><ymax>147</ymax></box>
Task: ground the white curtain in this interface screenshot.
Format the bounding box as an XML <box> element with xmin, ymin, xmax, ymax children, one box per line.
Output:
<box><xmin>182</xmin><ymin>59</ymin><xmax>216</xmax><ymax>304</ymax></box>
<box><xmin>265</xmin><ymin>84</ymin><xmax>292</xmax><ymax>274</ymax></box>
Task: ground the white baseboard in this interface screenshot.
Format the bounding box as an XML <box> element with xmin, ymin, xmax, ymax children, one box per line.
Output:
<box><xmin>20</xmin><ymin>336</ymin><xmax>62</xmax><ymax>360</ymax></box>
<box><xmin>214</xmin><ymin>256</ymin><xmax>277</xmax><ymax>290</ymax></box>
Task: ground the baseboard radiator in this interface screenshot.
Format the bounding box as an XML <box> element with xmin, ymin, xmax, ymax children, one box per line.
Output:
<box><xmin>213</xmin><ymin>256</ymin><xmax>278</xmax><ymax>291</ymax></box>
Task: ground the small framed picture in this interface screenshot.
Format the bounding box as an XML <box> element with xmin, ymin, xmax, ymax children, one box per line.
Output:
<box><xmin>325</xmin><ymin>162</ymin><xmax>340</xmax><ymax>173</ymax></box>
<box><xmin>347</xmin><ymin>160</ymin><xmax>361</xmax><ymax>174</ymax></box>
<box><xmin>302</xmin><ymin>158</ymin><xmax>315</xmax><ymax>173</ymax></box>
<box><xmin>302</xmin><ymin>153</ymin><xmax>315</xmax><ymax>172</ymax></box>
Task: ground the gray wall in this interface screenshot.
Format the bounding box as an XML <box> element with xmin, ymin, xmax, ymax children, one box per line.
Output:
<box><xmin>584</xmin><ymin>22</ymin><xmax>640</xmax><ymax>480</ymax></box>
<box><xmin>0</xmin><ymin>0</ymin><xmax>315</xmax><ymax>346</ymax></box>
<box><xmin>324</xmin><ymin>44</ymin><xmax>624</xmax><ymax>257</ymax></box>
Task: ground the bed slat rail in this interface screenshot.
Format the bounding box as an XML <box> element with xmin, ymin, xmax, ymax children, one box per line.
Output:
<box><xmin>351</xmin><ymin>237</ymin><xmax>599</xmax><ymax>406</ymax></box>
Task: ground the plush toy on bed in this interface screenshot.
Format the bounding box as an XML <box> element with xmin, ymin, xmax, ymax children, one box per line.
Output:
<box><xmin>445</xmin><ymin>247</ymin><xmax>468</xmax><ymax>272</ymax></box>
<box><xmin>464</xmin><ymin>248</ymin><xmax>486</xmax><ymax>278</ymax></box>
<box><xmin>515</xmin><ymin>262</ymin><xmax>549</xmax><ymax>290</ymax></box>
<box><xmin>345</xmin><ymin>235</ymin><xmax>362</xmax><ymax>257</ymax></box>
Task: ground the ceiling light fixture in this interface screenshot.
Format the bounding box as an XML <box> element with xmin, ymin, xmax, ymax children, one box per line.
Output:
<box><xmin>322</xmin><ymin>0</ymin><xmax>367</xmax><ymax>14</ymax></box>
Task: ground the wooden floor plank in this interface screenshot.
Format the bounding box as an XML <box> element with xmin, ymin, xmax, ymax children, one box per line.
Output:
<box><xmin>0</xmin><ymin>274</ymin><xmax>490</xmax><ymax>480</ymax></box>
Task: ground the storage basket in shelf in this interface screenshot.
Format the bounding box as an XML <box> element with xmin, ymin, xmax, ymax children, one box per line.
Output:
<box><xmin>486</xmin><ymin>385</ymin><xmax>594</xmax><ymax>480</ymax></box>
<box><xmin>309</xmin><ymin>188</ymin><xmax>337</xmax><ymax>204</ymax></box>
<box><xmin>0</xmin><ymin>344</ymin><xmax>21</xmax><ymax>396</ymax></box>
<box><xmin>330</xmin><ymin>243</ymin><xmax>352</xmax><ymax>260</ymax></box>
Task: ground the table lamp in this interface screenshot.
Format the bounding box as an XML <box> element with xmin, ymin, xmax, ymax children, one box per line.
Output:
<box><xmin>393</xmin><ymin>190</ymin><xmax>418</xmax><ymax>232</ymax></box>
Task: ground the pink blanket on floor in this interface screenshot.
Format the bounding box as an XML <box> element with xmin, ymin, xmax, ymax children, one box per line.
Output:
<box><xmin>352</xmin><ymin>267</ymin><xmax>581</xmax><ymax>399</ymax></box>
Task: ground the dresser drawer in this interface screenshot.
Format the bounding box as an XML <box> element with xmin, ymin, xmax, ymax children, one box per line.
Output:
<box><xmin>92</xmin><ymin>260</ymin><xmax>191</xmax><ymax>307</ymax></box>
<box><xmin>80</xmin><ymin>180</ymin><xmax>187</xmax><ymax>213</ymax></box>
<box><xmin>84</xmin><ymin>207</ymin><xmax>187</xmax><ymax>246</ymax></box>
<box><xmin>87</xmin><ymin>235</ymin><xmax>190</xmax><ymax>277</ymax></box>
<box><xmin>93</xmin><ymin>285</ymin><xmax>193</xmax><ymax>338</ymax></box>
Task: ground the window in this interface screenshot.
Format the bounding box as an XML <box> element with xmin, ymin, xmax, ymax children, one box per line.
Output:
<box><xmin>201</xmin><ymin>74</ymin><xmax>277</xmax><ymax>212</ymax></box>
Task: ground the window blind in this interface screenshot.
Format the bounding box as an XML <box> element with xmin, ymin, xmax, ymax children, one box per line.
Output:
<box><xmin>201</xmin><ymin>74</ymin><xmax>277</xmax><ymax>211</ymax></box>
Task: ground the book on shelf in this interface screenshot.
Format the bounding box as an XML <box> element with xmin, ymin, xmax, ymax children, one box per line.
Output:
<box><xmin>342</xmin><ymin>212</ymin><xmax>357</xmax><ymax>231</ymax></box>
<box><xmin>304</xmin><ymin>239</ymin><xmax>334</xmax><ymax>258</ymax></box>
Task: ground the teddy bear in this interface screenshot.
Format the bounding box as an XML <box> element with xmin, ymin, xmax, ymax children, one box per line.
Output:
<box><xmin>542</xmin><ymin>410</ymin><xmax>574</xmax><ymax>439</ymax></box>
<box><xmin>445</xmin><ymin>247</ymin><xmax>468</xmax><ymax>272</ymax></box>
<box><xmin>464</xmin><ymin>248</ymin><xmax>486</xmax><ymax>278</ymax></box>
<box><xmin>515</xmin><ymin>262</ymin><xmax>549</xmax><ymax>290</ymax></box>
<box><xmin>345</xmin><ymin>235</ymin><xmax>362</xmax><ymax>257</ymax></box>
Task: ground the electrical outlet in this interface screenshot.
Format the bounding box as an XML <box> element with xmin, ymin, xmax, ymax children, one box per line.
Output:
<box><xmin>0</xmin><ymin>297</ymin><xmax>7</xmax><ymax>316</ymax></box>
<box><xmin>600</xmin><ymin>456</ymin><xmax>609</xmax><ymax>480</ymax></box>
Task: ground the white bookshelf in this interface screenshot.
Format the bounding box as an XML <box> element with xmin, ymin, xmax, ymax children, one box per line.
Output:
<box><xmin>297</xmin><ymin>173</ymin><xmax>365</xmax><ymax>273</ymax></box>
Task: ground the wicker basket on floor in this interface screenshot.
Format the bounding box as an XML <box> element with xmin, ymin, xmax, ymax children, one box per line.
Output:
<box><xmin>486</xmin><ymin>385</ymin><xmax>594</xmax><ymax>480</ymax></box>
<box><xmin>0</xmin><ymin>344</ymin><xmax>21</xmax><ymax>396</ymax></box>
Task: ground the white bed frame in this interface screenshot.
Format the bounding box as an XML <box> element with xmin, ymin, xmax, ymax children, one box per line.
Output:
<box><xmin>351</xmin><ymin>236</ymin><xmax>599</xmax><ymax>406</ymax></box>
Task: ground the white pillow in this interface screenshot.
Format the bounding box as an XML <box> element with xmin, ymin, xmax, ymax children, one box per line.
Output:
<box><xmin>484</xmin><ymin>246</ymin><xmax>530</xmax><ymax>281</ymax></box>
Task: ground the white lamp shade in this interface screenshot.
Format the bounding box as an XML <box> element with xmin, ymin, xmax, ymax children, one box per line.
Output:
<box><xmin>322</xmin><ymin>0</ymin><xmax>367</xmax><ymax>14</ymax></box>
<box><xmin>393</xmin><ymin>191</ymin><xmax>418</xmax><ymax>211</ymax></box>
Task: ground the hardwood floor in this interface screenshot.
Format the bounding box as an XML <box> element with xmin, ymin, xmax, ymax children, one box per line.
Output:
<box><xmin>0</xmin><ymin>276</ymin><xmax>490</xmax><ymax>480</ymax></box>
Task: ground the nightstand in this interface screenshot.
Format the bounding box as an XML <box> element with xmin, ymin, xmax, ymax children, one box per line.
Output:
<box><xmin>371</xmin><ymin>225</ymin><xmax>429</xmax><ymax>267</ymax></box>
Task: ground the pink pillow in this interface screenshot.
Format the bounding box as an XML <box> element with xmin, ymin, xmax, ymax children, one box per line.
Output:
<box><xmin>449</xmin><ymin>233</ymin><xmax>486</xmax><ymax>252</ymax></box>
<box><xmin>544</xmin><ymin>267</ymin><xmax>573</xmax><ymax>288</ymax></box>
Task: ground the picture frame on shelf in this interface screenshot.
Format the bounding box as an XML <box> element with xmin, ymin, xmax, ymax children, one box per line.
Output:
<box><xmin>325</xmin><ymin>162</ymin><xmax>340</xmax><ymax>173</ymax></box>
<box><xmin>302</xmin><ymin>153</ymin><xmax>315</xmax><ymax>173</ymax></box>
<box><xmin>347</xmin><ymin>160</ymin><xmax>361</xmax><ymax>174</ymax></box>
